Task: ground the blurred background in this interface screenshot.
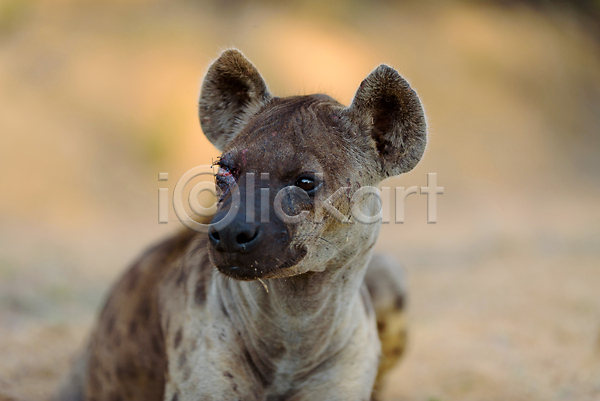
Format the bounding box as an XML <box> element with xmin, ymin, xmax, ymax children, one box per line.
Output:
<box><xmin>1</xmin><ymin>0</ymin><xmax>599</xmax><ymax>400</ymax></box>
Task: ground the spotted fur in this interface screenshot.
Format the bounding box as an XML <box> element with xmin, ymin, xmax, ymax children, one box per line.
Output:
<box><xmin>56</xmin><ymin>49</ymin><xmax>425</xmax><ymax>401</ymax></box>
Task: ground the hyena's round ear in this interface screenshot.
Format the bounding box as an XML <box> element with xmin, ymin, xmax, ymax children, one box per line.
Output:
<box><xmin>199</xmin><ymin>49</ymin><xmax>272</xmax><ymax>151</ymax></box>
<box><xmin>345</xmin><ymin>65</ymin><xmax>426</xmax><ymax>178</ymax></box>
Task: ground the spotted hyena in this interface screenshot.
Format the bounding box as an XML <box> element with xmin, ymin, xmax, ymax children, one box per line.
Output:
<box><xmin>56</xmin><ymin>49</ymin><xmax>426</xmax><ymax>401</ymax></box>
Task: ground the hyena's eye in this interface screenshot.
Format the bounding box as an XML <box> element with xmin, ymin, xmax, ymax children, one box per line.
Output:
<box><xmin>295</xmin><ymin>176</ymin><xmax>318</xmax><ymax>193</ymax></box>
<box><xmin>215</xmin><ymin>166</ymin><xmax>236</xmax><ymax>198</ymax></box>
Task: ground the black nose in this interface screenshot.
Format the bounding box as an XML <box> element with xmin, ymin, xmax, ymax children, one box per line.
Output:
<box><xmin>209</xmin><ymin>221</ymin><xmax>262</xmax><ymax>253</ymax></box>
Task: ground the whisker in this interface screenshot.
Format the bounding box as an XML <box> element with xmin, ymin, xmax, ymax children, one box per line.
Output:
<box><xmin>257</xmin><ymin>278</ymin><xmax>269</xmax><ymax>294</ymax></box>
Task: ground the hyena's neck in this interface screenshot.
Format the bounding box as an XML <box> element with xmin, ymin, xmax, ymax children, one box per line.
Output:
<box><xmin>212</xmin><ymin>251</ymin><xmax>374</xmax><ymax>376</ymax></box>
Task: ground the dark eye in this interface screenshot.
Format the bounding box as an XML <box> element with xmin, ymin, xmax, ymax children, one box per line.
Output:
<box><xmin>215</xmin><ymin>166</ymin><xmax>235</xmax><ymax>198</ymax></box>
<box><xmin>295</xmin><ymin>176</ymin><xmax>317</xmax><ymax>192</ymax></box>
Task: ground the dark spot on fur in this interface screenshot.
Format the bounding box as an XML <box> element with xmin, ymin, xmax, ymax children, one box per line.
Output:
<box><xmin>109</xmin><ymin>392</ymin><xmax>124</xmax><ymax>401</ymax></box>
<box><xmin>244</xmin><ymin>349</ymin><xmax>273</xmax><ymax>387</ymax></box>
<box><xmin>377</xmin><ymin>320</ymin><xmax>386</xmax><ymax>332</ymax></box>
<box><xmin>178</xmin><ymin>353</ymin><xmax>187</xmax><ymax>369</ymax></box>
<box><xmin>116</xmin><ymin>361</ymin><xmax>138</xmax><ymax>380</ymax></box>
<box><xmin>394</xmin><ymin>294</ymin><xmax>405</xmax><ymax>310</ymax></box>
<box><xmin>128</xmin><ymin>320</ymin><xmax>138</xmax><ymax>338</ymax></box>
<box><xmin>175</xmin><ymin>268</ymin><xmax>187</xmax><ymax>287</ymax></box>
<box><xmin>194</xmin><ymin>277</ymin><xmax>206</xmax><ymax>305</ymax></box>
<box><xmin>137</xmin><ymin>300</ymin><xmax>151</xmax><ymax>322</ymax></box>
<box><xmin>171</xmin><ymin>393</ymin><xmax>179</xmax><ymax>401</ymax></box>
<box><xmin>174</xmin><ymin>328</ymin><xmax>183</xmax><ymax>349</ymax></box>
<box><xmin>220</xmin><ymin>301</ymin><xmax>230</xmax><ymax>319</ymax></box>
<box><xmin>223</xmin><ymin>371</ymin><xmax>234</xmax><ymax>379</ymax></box>
<box><xmin>151</xmin><ymin>334</ymin><xmax>162</xmax><ymax>355</ymax></box>
<box><xmin>266</xmin><ymin>392</ymin><xmax>295</xmax><ymax>401</ymax></box>
<box><xmin>269</xmin><ymin>342</ymin><xmax>285</xmax><ymax>359</ymax></box>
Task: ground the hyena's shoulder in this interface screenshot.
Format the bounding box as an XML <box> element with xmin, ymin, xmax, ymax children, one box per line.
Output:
<box><xmin>80</xmin><ymin>229</ymin><xmax>208</xmax><ymax>401</ymax></box>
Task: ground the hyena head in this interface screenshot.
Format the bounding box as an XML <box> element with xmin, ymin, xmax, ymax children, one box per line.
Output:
<box><xmin>199</xmin><ymin>49</ymin><xmax>426</xmax><ymax>281</ymax></box>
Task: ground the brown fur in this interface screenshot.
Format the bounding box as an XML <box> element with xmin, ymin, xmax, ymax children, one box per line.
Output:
<box><xmin>56</xmin><ymin>49</ymin><xmax>426</xmax><ymax>401</ymax></box>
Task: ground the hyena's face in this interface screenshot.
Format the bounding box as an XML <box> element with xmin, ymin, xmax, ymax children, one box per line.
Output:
<box><xmin>199</xmin><ymin>50</ymin><xmax>426</xmax><ymax>281</ymax></box>
<box><xmin>207</xmin><ymin>96</ymin><xmax>378</xmax><ymax>280</ymax></box>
